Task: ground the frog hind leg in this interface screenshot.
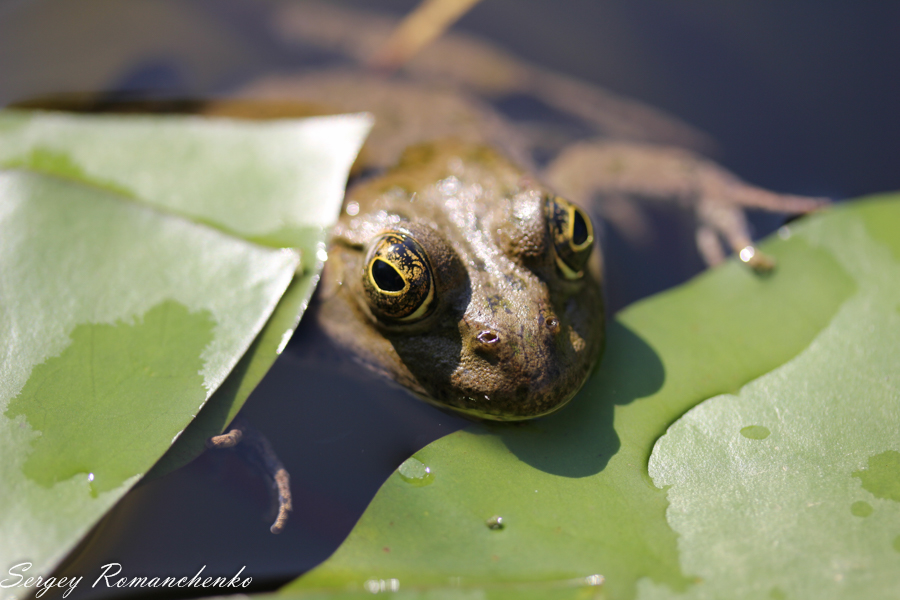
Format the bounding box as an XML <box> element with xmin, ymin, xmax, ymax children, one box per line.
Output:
<box><xmin>543</xmin><ymin>140</ymin><xmax>828</xmax><ymax>272</ymax></box>
<box><xmin>207</xmin><ymin>418</ymin><xmax>292</xmax><ymax>534</ymax></box>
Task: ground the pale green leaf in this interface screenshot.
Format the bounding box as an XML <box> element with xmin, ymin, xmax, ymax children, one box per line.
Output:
<box><xmin>0</xmin><ymin>109</ymin><xmax>370</xmax><ymax>593</ymax></box>
<box><xmin>0</xmin><ymin>109</ymin><xmax>371</xmax><ymax>244</ymax></box>
<box><xmin>642</xmin><ymin>196</ymin><xmax>900</xmax><ymax>600</ymax></box>
<box><xmin>0</xmin><ymin>170</ymin><xmax>297</xmax><ymax>588</ymax></box>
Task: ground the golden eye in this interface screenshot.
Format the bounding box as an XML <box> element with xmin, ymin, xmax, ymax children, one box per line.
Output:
<box><xmin>362</xmin><ymin>233</ymin><xmax>435</xmax><ymax>322</ymax></box>
<box><xmin>547</xmin><ymin>196</ymin><xmax>594</xmax><ymax>279</ymax></box>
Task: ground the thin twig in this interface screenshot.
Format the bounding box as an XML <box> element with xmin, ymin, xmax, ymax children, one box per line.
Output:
<box><xmin>207</xmin><ymin>420</ymin><xmax>293</xmax><ymax>534</ymax></box>
<box><xmin>368</xmin><ymin>0</ymin><xmax>483</xmax><ymax>71</ymax></box>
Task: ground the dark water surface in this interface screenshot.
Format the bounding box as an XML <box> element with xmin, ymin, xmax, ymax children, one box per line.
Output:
<box><xmin>2</xmin><ymin>1</ymin><xmax>898</xmax><ymax>598</ymax></box>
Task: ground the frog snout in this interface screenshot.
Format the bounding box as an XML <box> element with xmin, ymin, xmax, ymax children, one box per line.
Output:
<box><xmin>463</xmin><ymin>312</ymin><xmax>564</xmax><ymax>363</ymax></box>
<box><xmin>450</xmin><ymin>314</ymin><xmax>580</xmax><ymax>419</ymax></box>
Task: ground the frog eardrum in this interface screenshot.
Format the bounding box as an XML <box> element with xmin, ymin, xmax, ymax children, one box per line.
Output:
<box><xmin>547</xmin><ymin>195</ymin><xmax>594</xmax><ymax>280</ymax></box>
<box><xmin>363</xmin><ymin>232</ymin><xmax>436</xmax><ymax>322</ymax></box>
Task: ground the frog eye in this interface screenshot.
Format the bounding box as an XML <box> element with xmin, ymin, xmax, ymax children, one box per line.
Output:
<box><xmin>547</xmin><ymin>196</ymin><xmax>594</xmax><ymax>279</ymax></box>
<box><xmin>362</xmin><ymin>233</ymin><xmax>436</xmax><ymax>322</ymax></box>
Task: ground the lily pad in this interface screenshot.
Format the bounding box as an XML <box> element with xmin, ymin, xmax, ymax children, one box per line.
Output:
<box><xmin>0</xmin><ymin>109</ymin><xmax>369</xmax><ymax>595</ymax></box>
<box><xmin>0</xmin><ymin>107</ymin><xmax>372</xmax><ymax>477</ymax></box>
<box><xmin>0</xmin><ymin>171</ymin><xmax>296</xmax><ymax>592</ymax></box>
<box><xmin>0</xmin><ymin>108</ymin><xmax>371</xmax><ymax>242</ymax></box>
<box><xmin>280</xmin><ymin>196</ymin><xmax>897</xmax><ymax>599</ymax></box>
<box><xmin>642</xmin><ymin>196</ymin><xmax>900</xmax><ymax>599</ymax></box>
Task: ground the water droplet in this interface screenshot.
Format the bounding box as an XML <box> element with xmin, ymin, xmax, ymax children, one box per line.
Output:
<box><xmin>486</xmin><ymin>515</ymin><xmax>504</xmax><ymax>530</ymax></box>
<box><xmin>364</xmin><ymin>578</ymin><xmax>399</xmax><ymax>593</ymax></box>
<box><xmin>398</xmin><ymin>457</ymin><xmax>434</xmax><ymax>486</ymax></box>
<box><xmin>740</xmin><ymin>425</ymin><xmax>771</xmax><ymax>440</ymax></box>
<box><xmin>87</xmin><ymin>472</ymin><xmax>94</xmax><ymax>482</ymax></box>
<box><xmin>439</xmin><ymin>176</ymin><xmax>460</xmax><ymax>195</ymax></box>
<box><xmin>345</xmin><ymin>201</ymin><xmax>359</xmax><ymax>216</ymax></box>
<box><xmin>851</xmin><ymin>501</ymin><xmax>873</xmax><ymax>517</ymax></box>
<box><xmin>583</xmin><ymin>574</ymin><xmax>604</xmax><ymax>586</ymax></box>
<box><xmin>739</xmin><ymin>245</ymin><xmax>756</xmax><ymax>263</ymax></box>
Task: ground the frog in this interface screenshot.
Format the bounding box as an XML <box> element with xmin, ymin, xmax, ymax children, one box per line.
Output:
<box><xmin>317</xmin><ymin>140</ymin><xmax>604</xmax><ymax>420</ymax></box>
<box><xmin>200</xmin><ymin>1</ymin><xmax>827</xmax><ymax>532</ymax></box>
<box><xmin>212</xmin><ymin>1</ymin><xmax>824</xmax><ymax>415</ymax></box>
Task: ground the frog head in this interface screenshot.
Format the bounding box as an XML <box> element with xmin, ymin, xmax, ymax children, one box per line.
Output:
<box><xmin>319</xmin><ymin>142</ymin><xmax>604</xmax><ymax>420</ymax></box>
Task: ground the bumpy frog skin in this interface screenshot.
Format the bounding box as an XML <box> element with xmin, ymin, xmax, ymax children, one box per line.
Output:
<box><xmin>318</xmin><ymin>141</ymin><xmax>604</xmax><ymax>420</ymax></box>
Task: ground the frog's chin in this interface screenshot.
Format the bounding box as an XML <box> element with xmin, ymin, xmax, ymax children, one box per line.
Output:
<box><xmin>413</xmin><ymin>378</ymin><xmax>587</xmax><ymax>422</ymax></box>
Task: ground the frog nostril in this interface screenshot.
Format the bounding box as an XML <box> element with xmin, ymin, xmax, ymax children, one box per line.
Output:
<box><xmin>545</xmin><ymin>316</ymin><xmax>560</xmax><ymax>334</ymax></box>
<box><xmin>476</xmin><ymin>330</ymin><xmax>500</xmax><ymax>345</ymax></box>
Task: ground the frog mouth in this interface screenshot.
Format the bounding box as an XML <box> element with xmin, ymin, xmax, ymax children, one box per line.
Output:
<box><xmin>430</xmin><ymin>378</ymin><xmax>586</xmax><ymax>422</ymax></box>
<box><xmin>428</xmin><ymin>347</ymin><xmax>594</xmax><ymax>421</ymax></box>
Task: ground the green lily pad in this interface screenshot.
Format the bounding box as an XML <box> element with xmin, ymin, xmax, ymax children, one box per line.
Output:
<box><xmin>0</xmin><ymin>107</ymin><xmax>371</xmax><ymax>477</ymax></box>
<box><xmin>280</xmin><ymin>582</ymin><xmax>607</xmax><ymax>599</ymax></box>
<box><xmin>280</xmin><ymin>196</ymin><xmax>898</xmax><ymax>599</ymax></box>
<box><xmin>0</xmin><ymin>109</ymin><xmax>369</xmax><ymax>594</ymax></box>
<box><xmin>0</xmin><ymin>108</ymin><xmax>371</xmax><ymax>243</ymax></box>
<box><xmin>642</xmin><ymin>196</ymin><xmax>900</xmax><ymax>599</ymax></box>
<box><xmin>0</xmin><ymin>170</ymin><xmax>296</xmax><ymax>590</ymax></box>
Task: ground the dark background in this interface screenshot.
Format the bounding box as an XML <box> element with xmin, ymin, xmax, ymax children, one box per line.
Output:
<box><xmin>2</xmin><ymin>1</ymin><xmax>897</xmax><ymax>598</ymax></box>
<box><xmin>4</xmin><ymin>1</ymin><xmax>897</xmax><ymax>198</ymax></box>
